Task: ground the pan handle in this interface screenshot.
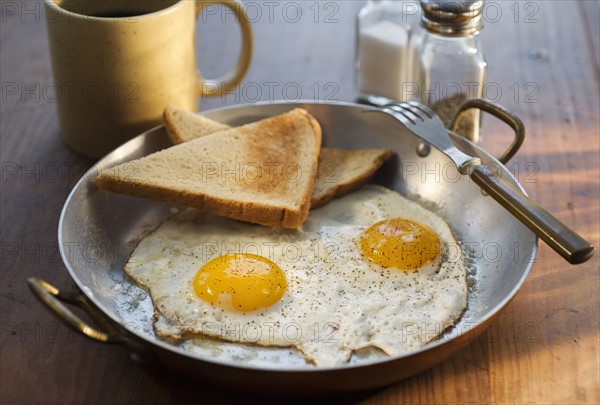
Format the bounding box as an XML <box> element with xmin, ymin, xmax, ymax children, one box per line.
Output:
<box><xmin>450</xmin><ymin>98</ymin><xmax>525</xmax><ymax>164</ymax></box>
<box><xmin>469</xmin><ymin>166</ymin><xmax>594</xmax><ymax>264</ymax></box>
<box><xmin>28</xmin><ymin>277</ymin><xmax>123</xmax><ymax>343</ymax></box>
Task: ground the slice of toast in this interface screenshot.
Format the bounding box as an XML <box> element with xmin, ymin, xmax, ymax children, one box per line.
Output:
<box><xmin>96</xmin><ymin>108</ymin><xmax>322</xmax><ymax>228</ymax></box>
<box><xmin>164</xmin><ymin>105</ymin><xmax>231</xmax><ymax>144</ymax></box>
<box><xmin>163</xmin><ymin>105</ymin><xmax>393</xmax><ymax>209</ymax></box>
<box><xmin>312</xmin><ymin>148</ymin><xmax>393</xmax><ymax>209</ymax></box>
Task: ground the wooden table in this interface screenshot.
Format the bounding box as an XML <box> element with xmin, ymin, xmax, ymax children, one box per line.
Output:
<box><xmin>1</xmin><ymin>1</ymin><xmax>598</xmax><ymax>403</ymax></box>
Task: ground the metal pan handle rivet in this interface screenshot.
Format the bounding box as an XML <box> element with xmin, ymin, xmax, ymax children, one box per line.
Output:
<box><xmin>417</xmin><ymin>142</ymin><xmax>431</xmax><ymax>157</ymax></box>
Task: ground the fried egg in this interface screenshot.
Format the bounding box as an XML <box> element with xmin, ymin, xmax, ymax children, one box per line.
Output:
<box><xmin>125</xmin><ymin>185</ymin><xmax>467</xmax><ymax>367</ymax></box>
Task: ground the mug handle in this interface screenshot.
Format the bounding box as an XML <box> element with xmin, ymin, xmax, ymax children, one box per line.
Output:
<box><xmin>195</xmin><ymin>0</ymin><xmax>253</xmax><ymax>96</ymax></box>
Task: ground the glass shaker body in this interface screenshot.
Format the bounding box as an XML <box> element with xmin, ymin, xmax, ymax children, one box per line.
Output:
<box><xmin>416</xmin><ymin>31</ymin><xmax>486</xmax><ymax>141</ymax></box>
<box><xmin>355</xmin><ymin>0</ymin><xmax>413</xmax><ymax>104</ymax></box>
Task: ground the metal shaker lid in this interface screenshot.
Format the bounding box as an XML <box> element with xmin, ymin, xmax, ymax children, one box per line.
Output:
<box><xmin>420</xmin><ymin>0</ymin><xmax>484</xmax><ymax>36</ymax></box>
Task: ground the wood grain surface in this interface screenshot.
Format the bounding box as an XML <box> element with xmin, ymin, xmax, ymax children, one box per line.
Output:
<box><xmin>1</xmin><ymin>1</ymin><xmax>598</xmax><ymax>403</ymax></box>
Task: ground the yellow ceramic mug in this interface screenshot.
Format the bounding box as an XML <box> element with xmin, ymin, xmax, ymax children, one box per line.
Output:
<box><xmin>44</xmin><ymin>0</ymin><xmax>253</xmax><ymax>158</ymax></box>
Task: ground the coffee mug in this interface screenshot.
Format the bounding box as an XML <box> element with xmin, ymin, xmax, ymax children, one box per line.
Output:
<box><xmin>44</xmin><ymin>0</ymin><xmax>253</xmax><ymax>158</ymax></box>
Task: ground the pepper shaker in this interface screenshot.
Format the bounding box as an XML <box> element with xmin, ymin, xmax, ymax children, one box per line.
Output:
<box><xmin>414</xmin><ymin>0</ymin><xmax>487</xmax><ymax>143</ymax></box>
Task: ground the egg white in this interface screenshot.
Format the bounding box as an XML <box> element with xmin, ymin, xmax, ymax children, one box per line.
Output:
<box><xmin>125</xmin><ymin>185</ymin><xmax>468</xmax><ymax>367</ymax></box>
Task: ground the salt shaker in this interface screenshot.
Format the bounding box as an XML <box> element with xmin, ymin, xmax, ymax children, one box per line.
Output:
<box><xmin>355</xmin><ymin>0</ymin><xmax>419</xmax><ymax>105</ymax></box>
<box><xmin>415</xmin><ymin>0</ymin><xmax>487</xmax><ymax>142</ymax></box>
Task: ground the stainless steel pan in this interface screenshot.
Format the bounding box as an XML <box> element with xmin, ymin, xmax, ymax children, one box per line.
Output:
<box><xmin>30</xmin><ymin>101</ymin><xmax>539</xmax><ymax>394</ymax></box>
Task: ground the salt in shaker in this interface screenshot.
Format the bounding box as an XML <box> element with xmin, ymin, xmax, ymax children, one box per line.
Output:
<box><xmin>355</xmin><ymin>0</ymin><xmax>419</xmax><ymax>104</ymax></box>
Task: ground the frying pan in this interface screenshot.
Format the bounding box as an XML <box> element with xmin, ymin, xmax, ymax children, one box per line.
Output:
<box><xmin>30</xmin><ymin>101</ymin><xmax>539</xmax><ymax>394</ymax></box>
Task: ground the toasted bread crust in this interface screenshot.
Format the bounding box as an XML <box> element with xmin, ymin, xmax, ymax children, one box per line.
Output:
<box><xmin>96</xmin><ymin>175</ymin><xmax>306</xmax><ymax>227</ymax></box>
<box><xmin>163</xmin><ymin>104</ymin><xmax>231</xmax><ymax>145</ymax></box>
<box><xmin>162</xmin><ymin>106</ymin><xmax>392</xmax><ymax>210</ymax></box>
<box><xmin>97</xmin><ymin>108</ymin><xmax>321</xmax><ymax>228</ymax></box>
<box><xmin>310</xmin><ymin>149</ymin><xmax>393</xmax><ymax>209</ymax></box>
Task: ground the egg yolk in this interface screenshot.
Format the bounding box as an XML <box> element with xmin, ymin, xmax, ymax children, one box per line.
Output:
<box><xmin>359</xmin><ymin>218</ymin><xmax>441</xmax><ymax>270</ymax></box>
<box><xmin>193</xmin><ymin>253</ymin><xmax>287</xmax><ymax>312</ymax></box>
